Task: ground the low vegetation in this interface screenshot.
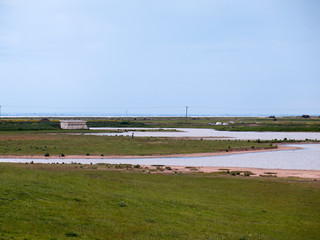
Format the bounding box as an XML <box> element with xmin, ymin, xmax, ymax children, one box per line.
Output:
<box><xmin>0</xmin><ymin>133</ymin><xmax>276</xmax><ymax>156</ymax></box>
<box><xmin>0</xmin><ymin>119</ymin><xmax>60</xmax><ymax>131</ymax></box>
<box><xmin>1</xmin><ymin>116</ymin><xmax>320</xmax><ymax>132</ymax></box>
<box><xmin>87</xmin><ymin>116</ymin><xmax>320</xmax><ymax>131</ymax></box>
<box><xmin>89</xmin><ymin>116</ymin><xmax>320</xmax><ymax>131</ymax></box>
<box><xmin>0</xmin><ymin>163</ymin><xmax>319</xmax><ymax>239</ymax></box>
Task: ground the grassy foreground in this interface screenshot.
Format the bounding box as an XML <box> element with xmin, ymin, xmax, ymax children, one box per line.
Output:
<box><xmin>0</xmin><ymin>133</ymin><xmax>275</xmax><ymax>156</ymax></box>
<box><xmin>0</xmin><ymin>163</ymin><xmax>319</xmax><ymax>240</ymax></box>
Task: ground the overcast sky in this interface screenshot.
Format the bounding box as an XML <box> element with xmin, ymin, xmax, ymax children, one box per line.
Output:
<box><xmin>0</xmin><ymin>0</ymin><xmax>319</xmax><ymax>116</ymax></box>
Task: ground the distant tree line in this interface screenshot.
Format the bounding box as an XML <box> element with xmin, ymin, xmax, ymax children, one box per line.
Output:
<box><xmin>0</xmin><ymin>119</ymin><xmax>60</xmax><ymax>131</ymax></box>
<box><xmin>86</xmin><ymin>120</ymin><xmax>147</xmax><ymax>128</ymax></box>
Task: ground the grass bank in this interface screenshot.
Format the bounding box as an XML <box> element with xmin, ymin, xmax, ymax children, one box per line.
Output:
<box><xmin>2</xmin><ymin>116</ymin><xmax>320</xmax><ymax>132</ymax></box>
<box><xmin>0</xmin><ymin>163</ymin><xmax>319</xmax><ymax>239</ymax></box>
<box><xmin>0</xmin><ymin>133</ymin><xmax>275</xmax><ymax>156</ymax></box>
<box><xmin>87</xmin><ymin>116</ymin><xmax>320</xmax><ymax>131</ymax></box>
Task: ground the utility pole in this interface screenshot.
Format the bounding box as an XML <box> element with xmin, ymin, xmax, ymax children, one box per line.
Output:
<box><xmin>185</xmin><ymin>106</ymin><xmax>188</xmax><ymax>124</ymax></box>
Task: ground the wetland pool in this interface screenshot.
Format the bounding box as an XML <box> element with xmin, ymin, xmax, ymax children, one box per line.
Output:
<box><xmin>1</xmin><ymin>144</ymin><xmax>319</xmax><ymax>170</ymax></box>
<box><xmin>89</xmin><ymin>127</ymin><xmax>320</xmax><ymax>140</ymax></box>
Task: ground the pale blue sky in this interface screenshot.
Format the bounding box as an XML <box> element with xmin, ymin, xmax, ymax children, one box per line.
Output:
<box><xmin>0</xmin><ymin>0</ymin><xmax>319</xmax><ymax>116</ymax></box>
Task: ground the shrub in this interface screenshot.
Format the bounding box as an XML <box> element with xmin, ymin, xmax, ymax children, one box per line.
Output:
<box><xmin>231</xmin><ymin>171</ymin><xmax>241</xmax><ymax>175</ymax></box>
<box><xmin>134</xmin><ymin>164</ymin><xmax>140</xmax><ymax>168</ymax></box>
<box><xmin>244</xmin><ymin>171</ymin><xmax>254</xmax><ymax>176</ymax></box>
<box><xmin>146</xmin><ymin>218</ymin><xmax>156</xmax><ymax>223</ymax></box>
<box><xmin>119</xmin><ymin>201</ymin><xmax>126</xmax><ymax>207</ymax></box>
<box><xmin>65</xmin><ymin>231</ymin><xmax>78</xmax><ymax>237</ymax></box>
<box><xmin>44</xmin><ymin>153</ymin><xmax>50</xmax><ymax>157</ymax></box>
<box><xmin>156</xmin><ymin>166</ymin><xmax>164</xmax><ymax>171</ymax></box>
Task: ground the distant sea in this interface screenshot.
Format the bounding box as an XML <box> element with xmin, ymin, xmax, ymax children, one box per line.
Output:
<box><xmin>1</xmin><ymin>112</ymin><xmax>318</xmax><ymax>117</ymax></box>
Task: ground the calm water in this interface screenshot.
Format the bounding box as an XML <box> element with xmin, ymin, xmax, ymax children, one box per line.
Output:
<box><xmin>1</xmin><ymin>144</ymin><xmax>319</xmax><ymax>170</ymax></box>
<box><xmin>89</xmin><ymin>127</ymin><xmax>320</xmax><ymax>140</ymax></box>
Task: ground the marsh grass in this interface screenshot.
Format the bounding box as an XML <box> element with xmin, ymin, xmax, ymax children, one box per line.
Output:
<box><xmin>0</xmin><ymin>134</ymin><xmax>275</xmax><ymax>156</ymax></box>
<box><xmin>87</xmin><ymin>116</ymin><xmax>320</xmax><ymax>132</ymax></box>
<box><xmin>2</xmin><ymin>116</ymin><xmax>320</xmax><ymax>132</ymax></box>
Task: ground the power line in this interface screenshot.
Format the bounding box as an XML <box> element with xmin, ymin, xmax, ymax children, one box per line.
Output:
<box><xmin>185</xmin><ymin>106</ymin><xmax>189</xmax><ymax>124</ymax></box>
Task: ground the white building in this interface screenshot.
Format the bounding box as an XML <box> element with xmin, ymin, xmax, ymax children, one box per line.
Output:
<box><xmin>60</xmin><ymin>120</ymin><xmax>88</xmax><ymax>130</ymax></box>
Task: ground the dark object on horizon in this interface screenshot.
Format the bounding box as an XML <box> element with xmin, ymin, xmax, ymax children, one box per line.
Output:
<box><xmin>39</xmin><ymin>118</ymin><xmax>50</xmax><ymax>122</ymax></box>
<box><xmin>302</xmin><ymin>115</ymin><xmax>310</xmax><ymax>118</ymax></box>
<box><xmin>269</xmin><ymin>116</ymin><xmax>276</xmax><ymax>118</ymax></box>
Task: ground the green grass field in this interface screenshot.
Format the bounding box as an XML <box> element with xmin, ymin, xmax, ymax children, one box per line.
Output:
<box><xmin>0</xmin><ymin>133</ymin><xmax>275</xmax><ymax>156</ymax></box>
<box><xmin>1</xmin><ymin>116</ymin><xmax>320</xmax><ymax>132</ymax></box>
<box><xmin>0</xmin><ymin>163</ymin><xmax>319</xmax><ymax>240</ymax></box>
<box><xmin>86</xmin><ymin>116</ymin><xmax>320</xmax><ymax>131</ymax></box>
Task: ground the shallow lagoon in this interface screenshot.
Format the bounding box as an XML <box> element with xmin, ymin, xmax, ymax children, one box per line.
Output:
<box><xmin>1</xmin><ymin>144</ymin><xmax>319</xmax><ymax>170</ymax></box>
<box><xmin>89</xmin><ymin>127</ymin><xmax>320</xmax><ymax>140</ymax></box>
